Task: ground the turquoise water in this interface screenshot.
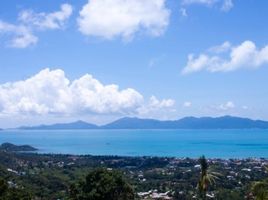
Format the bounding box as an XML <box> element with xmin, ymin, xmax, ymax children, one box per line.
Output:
<box><xmin>0</xmin><ymin>129</ymin><xmax>268</xmax><ymax>158</ymax></box>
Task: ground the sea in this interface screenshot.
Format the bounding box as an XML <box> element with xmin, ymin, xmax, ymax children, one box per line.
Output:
<box><xmin>0</xmin><ymin>129</ymin><xmax>268</xmax><ymax>158</ymax></box>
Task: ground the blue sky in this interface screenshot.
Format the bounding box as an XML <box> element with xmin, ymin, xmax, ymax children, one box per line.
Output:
<box><xmin>0</xmin><ymin>0</ymin><xmax>268</xmax><ymax>128</ymax></box>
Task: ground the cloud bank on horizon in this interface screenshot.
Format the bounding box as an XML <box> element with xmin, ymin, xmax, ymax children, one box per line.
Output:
<box><xmin>0</xmin><ymin>68</ymin><xmax>249</xmax><ymax>128</ymax></box>
<box><xmin>0</xmin><ymin>68</ymin><xmax>175</xmax><ymax>119</ymax></box>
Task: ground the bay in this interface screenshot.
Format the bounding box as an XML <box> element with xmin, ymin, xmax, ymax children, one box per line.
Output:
<box><xmin>0</xmin><ymin>129</ymin><xmax>268</xmax><ymax>158</ymax></box>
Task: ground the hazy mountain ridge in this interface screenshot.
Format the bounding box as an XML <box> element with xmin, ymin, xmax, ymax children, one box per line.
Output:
<box><xmin>19</xmin><ymin>120</ymin><xmax>98</xmax><ymax>130</ymax></box>
<box><xmin>10</xmin><ymin>116</ymin><xmax>268</xmax><ymax>130</ymax></box>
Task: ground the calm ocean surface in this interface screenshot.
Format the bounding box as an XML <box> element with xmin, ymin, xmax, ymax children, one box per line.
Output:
<box><xmin>0</xmin><ymin>129</ymin><xmax>268</xmax><ymax>158</ymax></box>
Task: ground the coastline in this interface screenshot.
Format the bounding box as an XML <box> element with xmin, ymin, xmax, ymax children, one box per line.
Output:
<box><xmin>1</xmin><ymin>145</ymin><xmax>267</xmax><ymax>199</ymax></box>
<box><xmin>1</xmin><ymin>129</ymin><xmax>268</xmax><ymax>158</ymax></box>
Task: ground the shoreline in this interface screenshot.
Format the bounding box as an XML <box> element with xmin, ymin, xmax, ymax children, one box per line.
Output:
<box><xmin>1</xmin><ymin>143</ymin><xmax>268</xmax><ymax>199</ymax></box>
<box><xmin>2</xmin><ymin>141</ymin><xmax>268</xmax><ymax>159</ymax></box>
<box><xmin>27</xmin><ymin>151</ymin><xmax>268</xmax><ymax>160</ymax></box>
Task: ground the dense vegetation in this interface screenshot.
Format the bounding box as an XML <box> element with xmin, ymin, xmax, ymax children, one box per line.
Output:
<box><xmin>0</xmin><ymin>143</ymin><xmax>37</xmax><ymax>152</ymax></box>
<box><xmin>69</xmin><ymin>168</ymin><xmax>134</xmax><ymax>200</ymax></box>
<box><xmin>0</xmin><ymin>144</ymin><xmax>267</xmax><ymax>199</ymax></box>
<box><xmin>0</xmin><ymin>178</ymin><xmax>31</xmax><ymax>200</ymax></box>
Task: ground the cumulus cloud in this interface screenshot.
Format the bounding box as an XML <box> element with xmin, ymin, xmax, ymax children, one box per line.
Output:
<box><xmin>137</xmin><ymin>96</ymin><xmax>175</xmax><ymax>119</ymax></box>
<box><xmin>182</xmin><ymin>0</ymin><xmax>233</xmax><ymax>11</ymax></box>
<box><xmin>218</xmin><ymin>101</ymin><xmax>235</xmax><ymax>111</ymax></box>
<box><xmin>18</xmin><ymin>4</ymin><xmax>73</xmax><ymax>30</ymax></box>
<box><xmin>70</xmin><ymin>74</ymin><xmax>143</xmax><ymax>114</ymax></box>
<box><xmin>77</xmin><ymin>0</ymin><xmax>170</xmax><ymax>40</ymax></box>
<box><xmin>0</xmin><ymin>3</ymin><xmax>72</xmax><ymax>48</ymax></box>
<box><xmin>208</xmin><ymin>41</ymin><xmax>231</xmax><ymax>53</ymax></box>
<box><xmin>0</xmin><ymin>20</ymin><xmax>38</xmax><ymax>48</ymax></box>
<box><xmin>0</xmin><ymin>68</ymin><xmax>175</xmax><ymax>119</ymax></box>
<box><xmin>182</xmin><ymin>40</ymin><xmax>268</xmax><ymax>74</ymax></box>
<box><xmin>148</xmin><ymin>96</ymin><xmax>175</xmax><ymax>108</ymax></box>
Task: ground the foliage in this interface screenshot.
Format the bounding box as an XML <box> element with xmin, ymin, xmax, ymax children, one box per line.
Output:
<box><xmin>252</xmin><ymin>181</ymin><xmax>268</xmax><ymax>200</ymax></box>
<box><xmin>0</xmin><ymin>178</ymin><xmax>31</xmax><ymax>200</ymax></box>
<box><xmin>0</xmin><ymin>148</ymin><xmax>268</xmax><ymax>199</ymax></box>
<box><xmin>197</xmin><ymin>155</ymin><xmax>220</xmax><ymax>200</ymax></box>
<box><xmin>0</xmin><ymin>178</ymin><xmax>8</xmax><ymax>198</ymax></box>
<box><xmin>69</xmin><ymin>168</ymin><xmax>135</xmax><ymax>200</ymax></box>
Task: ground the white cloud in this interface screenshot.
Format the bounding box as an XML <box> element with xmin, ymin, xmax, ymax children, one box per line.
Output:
<box><xmin>221</xmin><ymin>0</ymin><xmax>233</xmax><ymax>12</ymax></box>
<box><xmin>0</xmin><ymin>68</ymin><xmax>175</xmax><ymax>119</ymax></box>
<box><xmin>182</xmin><ymin>0</ymin><xmax>217</xmax><ymax>6</ymax></box>
<box><xmin>218</xmin><ymin>101</ymin><xmax>235</xmax><ymax>110</ymax></box>
<box><xmin>183</xmin><ymin>101</ymin><xmax>192</xmax><ymax>107</ymax></box>
<box><xmin>208</xmin><ymin>41</ymin><xmax>231</xmax><ymax>53</ymax></box>
<box><xmin>137</xmin><ymin>96</ymin><xmax>175</xmax><ymax>119</ymax></box>
<box><xmin>18</xmin><ymin>4</ymin><xmax>73</xmax><ymax>30</ymax></box>
<box><xmin>182</xmin><ymin>0</ymin><xmax>233</xmax><ymax>11</ymax></box>
<box><xmin>0</xmin><ymin>3</ymin><xmax>73</xmax><ymax>48</ymax></box>
<box><xmin>148</xmin><ymin>96</ymin><xmax>175</xmax><ymax>108</ymax></box>
<box><xmin>182</xmin><ymin>40</ymin><xmax>268</xmax><ymax>74</ymax></box>
<box><xmin>0</xmin><ymin>21</ymin><xmax>38</xmax><ymax>48</ymax></box>
<box><xmin>70</xmin><ymin>74</ymin><xmax>143</xmax><ymax>114</ymax></box>
<box><xmin>77</xmin><ymin>0</ymin><xmax>170</xmax><ymax>40</ymax></box>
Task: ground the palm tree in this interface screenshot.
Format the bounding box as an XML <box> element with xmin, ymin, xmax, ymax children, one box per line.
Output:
<box><xmin>197</xmin><ymin>156</ymin><xmax>220</xmax><ymax>200</ymax></box>
<box><xmin>252</xmin><ymin>181</ymin><xmax>268</xmax><ymax>200</ymax></box>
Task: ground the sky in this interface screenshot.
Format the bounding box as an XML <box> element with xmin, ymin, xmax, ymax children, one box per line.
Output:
<box><xmin>0</xmin><ymin>0</ymin><xmax>268</xmax><ymax>128</ymax></box>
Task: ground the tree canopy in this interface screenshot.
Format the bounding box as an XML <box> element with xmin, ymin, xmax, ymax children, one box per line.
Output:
<box><xmin>69</xmin><ymin>168</ymin><xmax>135</xmax><ymax>200</ymax></box>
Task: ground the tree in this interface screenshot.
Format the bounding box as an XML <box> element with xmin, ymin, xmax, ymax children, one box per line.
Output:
<box><xmin>0</xmin><ymin>178</ymin><xmax>8</xmax><ymax>198</ymax></box>
<box><xmin>252</xmin><ymin>181</ymin><xmax>268</xmax><ymax>200</ymax></box>
<box><xmin>5</xmin><ymin>188</ymin><xmax>32</xmax><ymax>200</ymax></box>
<box><xmin>197</xmin><ymin>156</ymin><xmax>219</xmax><ymax>200</ymax></box>
<box><xmin>251</xmin><ymin>165</ymin><xmax>268</xmax><ymax>200</ymax></box>
<box><xmin>69</xmin><ymin>168</ymin><xmax>135</xmax><ymax>200</ymax></box>
<box><xmin>0</xmin><ymin>178</ymin><xmax>31</xmax><ymax>200</ymax></box>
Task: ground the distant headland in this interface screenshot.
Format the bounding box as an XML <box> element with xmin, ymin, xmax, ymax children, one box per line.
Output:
<box><xmin>0</xmin><ymin>143</ymin><xmax>37</xmax><ymax>152</ymax></box>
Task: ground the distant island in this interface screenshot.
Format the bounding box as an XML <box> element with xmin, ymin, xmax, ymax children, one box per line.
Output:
<box><xmin>13</xmin><ymin>116</ymin><xmax>268</xmax><ymax>130</ymax></box>
<box><xmin>19</xmin><ymin>120</ymin><xmax>98</xmax><ymax>130</ymax></box>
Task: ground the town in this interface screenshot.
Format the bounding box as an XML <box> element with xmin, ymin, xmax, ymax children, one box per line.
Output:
<box><xmin>0</xmin><ymin>143</ymin><xmax>267</xmax><ymax>199</ymax></box>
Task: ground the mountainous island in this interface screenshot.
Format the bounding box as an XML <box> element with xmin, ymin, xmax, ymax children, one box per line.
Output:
<box><xmin>15</xmin><ymin>116</ymin><xmax>268</xmax><ymax>130</ymax></box>
<box><xmin>19</xmin><ymin>120</ymin><xmax>98</xmax><ymax>130</ymax></box>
